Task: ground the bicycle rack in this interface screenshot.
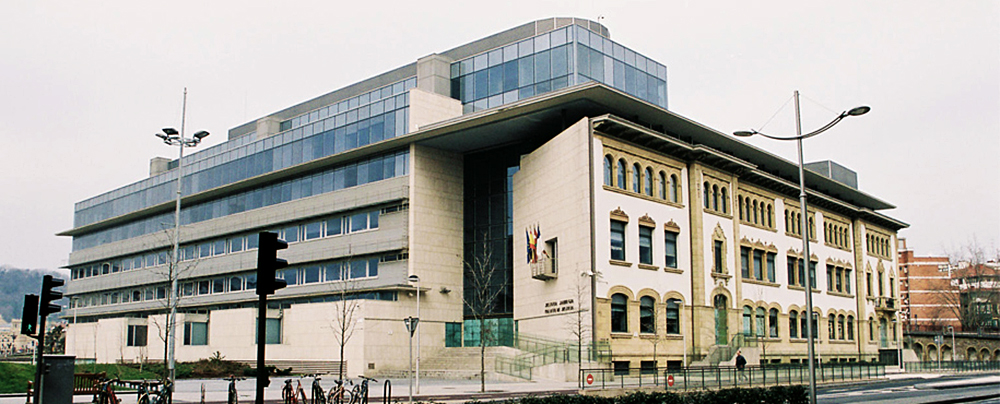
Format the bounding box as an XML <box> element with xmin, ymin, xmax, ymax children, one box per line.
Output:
<box><xmin>382</xmin><ymin>380</ymin><xmax>391</xmax><ymax>404</ymax></box>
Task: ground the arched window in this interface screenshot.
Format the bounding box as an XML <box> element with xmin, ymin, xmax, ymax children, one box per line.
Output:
<box><xmin>738</xmin><ymin>196</ymin><xmax>744</xmax><ymax>220</ymax></box>
<box><xmin>789</xmin><ymin>311</ymin><xmax>799</xmax><ymax>338</ymax></box>
<box><xmin>721</xmin><ymin>187</ymin><xmax>729</xmax><ymax>214</ymax></box>
<box><xmin>868</xmin><ymin>316</ymin><xmax>875</xmax><ymax>340</ymax></box>
<box><xmin>838</xmin><ymin>315</ymin><xmax>846</xmax><ymax>340</ymax></box>
<box><xmin>847</xmin><ymin>315</ymin><xmax>855</xmax><ymax>340</ymax></box>
<box><xmin>632</xmin><ymin>163</ymin><xmax>641</xmax><ymax>193</ymax></box>
<box><xmin>665</xmin><ymin>299</ymin><xmax>681</xmax><ymax>334</ymax></box>
<box><xmin>703</xmin><ymin>182</ymin><xmax>711</xmax><ymax>209</ymax></box>
<box><xmin>611</xmin><ymin>294</ymin><xmax>628</xmax><ymax>333</ymax></box>
<box><xmin>769</xmin><ymin>308</ymin><xmax>779</xmax><ymax>337</ymax></box>
<box><xmin>809</xmin><ymin>217</ymin><xmax>815</xmax><ymax>239</ymax></box>
<box><xmin>753</xmin><ymin>200</ymin><xmax>759</xmax><ymax>224</ymax></box>
<box><xmin>640</xmin><ymin>296</ymin><xmax>656</xmax><ymax>334</ymax></box>
<box><xmin>617</xmin><ymin>159</ymin><xmax>627</xmax><ymax>190</ymax></box>
<box><xmin>767</xmin><ymin>204</ymin><xmax>773</xmax><ymax>228</ymax></box>
<box><xmin>644</xmin><ymin>167</ymin><xmax>653</xmax><ymax>196</ymax></box>
<box><xmin>743</xmin><ymin>306</ymin><xmax>753</xmax><ymax>335</ymax></box>
<box><xmin>603</xmin><ymin>155</ymin><xmax>613</xmax><ymax>186</ymax></box>
<box><xmin>669</xmin><ymin>174</ymin><xmax>679</xmax><ymax>202</ymax></box>
<box><xmin>658</xmin><ymin>172</ymin><xmax>666</xmax><ymax>199</ymax></box>
<box><xmin>801</xmin><ymin>312</ymin><xmax>809</xmax><ymax>339</ymax></box>
<box><xmin>712</xmin><ymin>185</ymin><xmax>720</xmax><ymax>211</ymax></box>
<box><xmin>828</xmin><ymin>314</ymin><xmax>837</xmax><ymax>340</ymax></box>
<box><xmin>756</xmin><ymin>307</ymin><xmax>766</xmax><ymax>337</ymax></box>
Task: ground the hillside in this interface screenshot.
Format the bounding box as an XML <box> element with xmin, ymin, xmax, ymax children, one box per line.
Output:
<box><xmin>0</xmin><ymin>265</ymin><xmax>69</xmax><ymax>324</ymax></box>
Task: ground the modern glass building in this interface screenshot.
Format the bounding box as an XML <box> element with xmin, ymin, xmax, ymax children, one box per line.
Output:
<box><xmin>62</xmin><ymin>17</ymin><xmax>906</xmax><ymax>378</ymax></box>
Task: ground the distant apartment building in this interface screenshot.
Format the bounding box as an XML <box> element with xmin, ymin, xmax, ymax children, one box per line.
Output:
<box><xmin>900</xmin><ymin>239</ymin><xmax>1000</xmax><ymax>333</ymax></box>
<box><xmin>899</xmin><ymin>239</ymin><xmax>957</xmax><ymax>331</ymax></box>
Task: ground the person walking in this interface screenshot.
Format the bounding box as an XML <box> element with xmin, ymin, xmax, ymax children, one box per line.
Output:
<box><xmin>735</xmin><ymin>350</ymin><xmax>748</xmax><ymax>383</ymax></box>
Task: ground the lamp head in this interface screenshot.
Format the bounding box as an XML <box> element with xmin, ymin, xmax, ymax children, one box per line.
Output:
<box><xmin>193</xmin><ymin>130</ymin><xmax>210</xmax><ymax>140</ymax></box>
<box><xmin>408</xmin><ymin>274</ymin><xmax>420</xmax><ymax>283</ymax></box>
<box><xmin>847</xmin><ymin>106</ymin><xmax>871</xmax><ymax>116</ymax></box>
<box><xmin>155</xmin><ymin>133</ymin><xmax>169</xmax><ymax>140</ymax></box>
<box><xmin>733</xmin><ymin>130</ymin><xmax>757</xmax><ymax>138</ymax></box>
<box><xmin>162</xmin><ymin>128</ymin><xmax>179</xmax><ymax>136</ymax></box>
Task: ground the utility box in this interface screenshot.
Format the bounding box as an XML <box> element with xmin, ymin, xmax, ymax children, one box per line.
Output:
<box><xmin>41</xmin><ymin>355</ymin><xmax>75</xmax><ymax>404</ymax></box>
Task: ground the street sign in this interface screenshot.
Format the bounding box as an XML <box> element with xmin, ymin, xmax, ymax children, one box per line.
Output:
<box><xmin>667</xmin><ymin>375</ymin><xmax>675</xmax><ymax>387</ymax></box>
<box><xmin>586</xmin><ymin>374</ymin><xmax>594</xmax><ymax>385</ymax></box>
<box><xmin>934</xmin><ymin>335</ymin><xmax>943</xmax><ymax>345</ymax></box>
<box><xmin>404</xmin><ymin>317</ymin><xmax>419</xmax><ymax>337</ymax></box>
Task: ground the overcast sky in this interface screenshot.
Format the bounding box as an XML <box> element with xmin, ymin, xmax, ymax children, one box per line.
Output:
<box><xmin>1</xmin><ymin>1</ymin><xmax>997</xmax><ymax>270</ymax></box>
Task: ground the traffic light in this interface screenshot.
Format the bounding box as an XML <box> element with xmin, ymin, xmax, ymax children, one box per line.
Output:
<box><xmin>40</xmin><ymin>275</ymin><xmax>65</xmax><ymax>316</ymax></box>
<box><xmin>20</xmin><ymin>294</ymin><xmax>38</xmax><ymax>336</ymax></box>
<box><xmin>256</xmin><ymin>231</ymin><xmax>288</xmax><ymax>296</ymax></box>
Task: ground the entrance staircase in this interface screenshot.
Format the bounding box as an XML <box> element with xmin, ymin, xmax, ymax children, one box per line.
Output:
<box><xmin>690</xmin><ymin>334</ymin><xmax>759</xmax><ymax>367</ymax></box>
<box><xmin>494</xmin><ymin>333</ymin><xmax>611</xmax><ymax>380</ymax></box>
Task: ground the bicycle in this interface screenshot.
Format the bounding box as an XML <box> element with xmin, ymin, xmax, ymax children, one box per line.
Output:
<box><xmin>93</xmin><ymin>377</ymin><xmax>121</xmax><ymax>404</ymax></box>
<box><xmin>282</xmin><ymin>378</ymin><xmax>307</xmax><ymax>404</ymax></box>
<box><xmin>225</xmin><ymin>375</ymin><xmax>245</xmax><ymax>404</ymax></box>
<box><xmin>349</xmin><ymin>376</ymin><xmax>377</xmax><ymax>404</ymax></box>
<box><xmin>137</xmin><ymin>379</ymin><xmax>172</xmax><ymax>404</ymax></box>
<box><xmin>326</xmin><ymin>379</ymin><xmax>352</xmax><ymax>404</ymax></box>
<box><xmin>306</xmin><ymin>374</ymin><xmax>325</xmax><ymax>404</ymax></box>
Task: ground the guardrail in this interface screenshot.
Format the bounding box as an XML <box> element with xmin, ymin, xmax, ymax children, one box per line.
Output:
<box><xmin>580</xmin><ymin>362</ymin><xmax>886</xmax><ymax>390</ymax></box>
<box><xmin>904</xmin><ymin>361</ymin><xmax>1000</xmax><ymax>373</ymax></box>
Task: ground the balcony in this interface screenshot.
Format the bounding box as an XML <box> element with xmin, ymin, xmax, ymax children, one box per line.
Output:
<box><xmin>530</xmin><ymin>257</ymin><xmax>557</xmax><ymax>280</ymax></box>
<box><xmin>875</xmin><ymin>297</ymin><xmax>898</xmax><ymax>312</ymax></box>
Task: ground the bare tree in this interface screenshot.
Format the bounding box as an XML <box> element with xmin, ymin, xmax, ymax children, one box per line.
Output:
<box><xmin>565</xmin><ymin>272</ymin><xmax>592</xmax><ymax>368</ymax></box>
<box><xmin>146</xmin><ymin>227</ymin><xmax>200</xmax><ymax>378</ymax></box>
<box><xmin>462</xmin><ymin>239</ymin><xmax>505</xmax><ymax>393</ymax></box>
<box><xmin>328</xmin><ymin>260</ymin><xmax>364</xmax><ymax>384</ymax></box>
<box><xmin>937</xmin><ymin>238</ymin><xmax>1000</xmax><ymax>333</ymax></box>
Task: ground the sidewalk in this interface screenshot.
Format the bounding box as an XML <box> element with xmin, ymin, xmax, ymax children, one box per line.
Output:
<box><xmin>0</xmin><ymin>377</ymin><xmax>582</xmax><ymax>404</ymax></box>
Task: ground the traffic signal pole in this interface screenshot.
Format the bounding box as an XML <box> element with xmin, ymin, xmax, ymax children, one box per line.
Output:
<box><xmin>32</xmin><ymin>275</ymin><xmax>64</xmax><ymax>404</ymax></box>
<box><xmin>255</xmin><ymin>232</ymin><xmax>287</xmax><ymax>404</ymax></box>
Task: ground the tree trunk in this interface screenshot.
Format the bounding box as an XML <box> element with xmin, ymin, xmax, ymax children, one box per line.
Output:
<box><xmin>480</xmin><ymin>317</ymin><xmax>486</xmax><ymax>392</ymax></box>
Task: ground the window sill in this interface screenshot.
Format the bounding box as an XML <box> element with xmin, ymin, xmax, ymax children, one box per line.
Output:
<box><xmin>611</xmin><ymin>333</ymin><xmax>633</xmax><ymax>339</ymax></box>
<box><xmin>785</xmin><ymin>232</ymin><xmax>817</xmax><ymax>242</ymax></box>
<box><xmin>704</xmin><ymin>209</ymin><xmax>732</xmax><ymax>219</ymax></box>
<box><xmin>788</xmin><ymin>285</ymin><xmax>821</xmax><ymax>293</ymax></box>
<box><xmin>601</xmin><ymin>185</ymin><xmax>685</xmax><ymax>208</ymax></box>
<box><xmin>638</xmin><ymin>263</ymin><xmax>659</xmax><ymax>271</ymax></box>
<box><xmin>828</xmin><ymin>291</ymin><xmax>855</xmax><ymax>298</ymax></box>
<box><xmin>739</xmin><ymin>221</ymin><xmax>777</xmax><ymax>233</ymax></box>
<box><xmin>824</xmin><ymin>242</ymin><xmax>853</xmax><ymax>252</ymax></box>
<box><xmin>711</xmin><ymin>272</ymin><xmax>732</xmax><ymax>280</ymax></box>
<box><xmin>663</xmin><ymin>267</ymin><xmax>684</xmax><ymax>274</ymax></box>
<box><xmin>829</xmin><ymin>340</ymin><xmax>855</xmax><ymax>345</ymax></box>
<box><xmin>609</xmin><ymin>260</ymin><xmax>633</xmax><ymax>268</ymax></box>
<box><xmin>743</xmin><ymin>278</ymin><xmax>780</xmax><ymax>288</ymax></box>
<box><xmin>639</xmin><ymin>333</ymin><xmax>659</xmax><ymax>339</ymax></box>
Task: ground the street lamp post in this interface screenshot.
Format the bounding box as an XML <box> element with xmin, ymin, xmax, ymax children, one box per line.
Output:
<box><xmin>407</xmin><ymin>274</ymin><xmax>420</xmax><ymax>394</ymax></box>
<box><xmin>735</xmin><ymin>91</ymin><xmax>869</xmax><ymax>404</ymax></box>
<box><xmin>155</xmin><ymin>88</ymin><xmax>209</xmax><ymax>387</ymax></box>
<box><xmin>947</xmin><ymin>325</ymin><xmax>955</xmax><ymax>362</ymax></box>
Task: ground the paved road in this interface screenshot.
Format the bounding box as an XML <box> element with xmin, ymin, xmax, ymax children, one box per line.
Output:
<box><xmin>819</xmin><ymin>374</ymin><xmax>1000</xmax><ymax>404</ymax></box>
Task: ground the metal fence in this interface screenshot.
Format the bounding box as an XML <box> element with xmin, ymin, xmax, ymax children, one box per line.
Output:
<box><xmin>580</xmin><ymin>362</ymin><xmax>886</xmax><ymax>391</ymax></box>
<box><xmin>904</xmin><ymin>360</ymin><xmax>1000</xmax><ymax>373</ymax></box>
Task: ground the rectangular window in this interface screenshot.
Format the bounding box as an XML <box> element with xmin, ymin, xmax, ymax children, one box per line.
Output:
<box><xmin>766</xmin><ymin>252</ymin><xmax>776</xmax><ymax>283</ymax></box>
<box><xmin>809</xmin><ymin>261</ymin><xmax>817</xmax><ymax>289</ymax></box>
<box><xmin>213</xmin><ymin>239</ymin><xmax>227</xmax><ymax>256</ymax></box>
<box><xmin>127</xmin><ymin>325</ymin><xmax>148</xmax><ymax>347</ymax></box>
<box><xmin>283</xmin><ymin>226</ymin><xmax>299</xmax><ymax>243</ymax></box>
<box><xmin>827</xmin><ymin>265</ymin><xmax>835</xmax><ymax>291</ymax></box>
<box><xmin>844</xmin><ymin>269</ymin><xmax>852</xmax><ymax>294</ymax></box>
<box><xmin>350</xmin><ymin>260</ymin><xmax>367</xmax><ymax>279</ymax></box>
<box><xmin>282</xmin><ymin>268</ymin><xmax>298</xmax><ymax>286</ymax></box>
<box><xmin>325</xmin><ymin>262</ymin><xmax>343</xmax><ymax>282</ymax></box>
<box><xmin>787</xmin><ymin>257</ymin><xmax>796</xmax><ymax>286</ymax></box>
<box><xmin>638</xmin><ymin>226</ymin><xmax>653</xmax><ymax>265</ymax></box>
<box><xmin>304</xmin><ymin>222</ymin><xmax>322</xmax><ymax>240</ymax></box>
<box><xmin>445</xmin><ymin>322</ymin><xmax>463</xmax><ymax>347</ymax></box>
<box><xmin>753</xmin><ymin>250</ymin><xmax>764</xmax><ymax>280</ymax></box>
<box><xmin>664</xmin><ymin>231</ymin><xmax>678</xmax><ymax>268</ymax></box>
<box><xmin>836</xmin><ymin>268</ymin><xmax>843</xmax><ymax>292</ymax></box>
<box><xmin>247</xmin><ymin>233</ymin><xmax>259</xmax><ymax>249</ymax></box>
<box><xmin>199</xmin><ymin>242</ymin><xmax>212</xmax><ymax>258</ymax></box>
<box><xmin>610</xmin><ymin>221</ymin><xmax>626</xmax><ymax>261</ymax></box>
<box><xmin>714</xmin><ymin>240</ymin><xmax>724</xmax><ymax>273</ymax></box>
<box><xmin>255</xmin><ymin>318</ymin><xmax>282</xmax><ymax>345</ymax></box>
<box><xmin>303</xmin><ymin>266</ymin><xmax>321</xmax><ymax>284</ymax></box>
<box><xmin>740</xmin><ymin>247</ymin><xmax>751</xmax><ymax>278</ymax></box>
<box><xmin>245</xmin><ymin>273</ymin><xmax>257</xmax><ymax>290</ymax></box>
<box><xmin>613</xmin><ymin>361</ymin><xmax>630</xmax><ymax>376</ymax></box>
<box><xmin>229</xmin><ymin>236</ymin><xmax>244</xmax><ymax>253</ymax></box>
<box><xmin>183</xmin><ymin>322</ymin><xmax>208</xmax><ymax>346</ymax></box>
<box><xmin>350</xmin><ymin>212</ymin><xmax>369</xmax><ymax>233</ymax></box>
<box><xmin>325</xmin><ymin>217</ymin><xmax>342</xmax><ymax>236</ymax></box>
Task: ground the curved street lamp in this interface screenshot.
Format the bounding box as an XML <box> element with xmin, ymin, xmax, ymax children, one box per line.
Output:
<box><xmin>156</xmin><ymin>88</ymin><xmax>209</xmax><ymax>387</ymax></box>
<box><xmin>734</xmin><ymin>91</ymin><xmax>868</xmax><ymax>404</ymax></box>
